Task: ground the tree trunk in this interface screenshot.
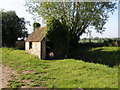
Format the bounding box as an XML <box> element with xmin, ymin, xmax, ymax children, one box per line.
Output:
<box><xmin>71</xmin><ymin>34</ymin><xmax>79</xmax><ymax>46</ymax></box>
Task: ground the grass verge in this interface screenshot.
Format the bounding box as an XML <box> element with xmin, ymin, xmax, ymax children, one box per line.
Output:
<box><xmin>2</xmin><ymin>47</ymin><xmax>118</xmax><ymax>88</ymax></box>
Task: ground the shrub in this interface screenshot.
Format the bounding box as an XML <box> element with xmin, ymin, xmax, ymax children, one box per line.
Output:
<box><xmin>104</xmin><ymin>39</ymin><xmax>118</xmax><ymax>46</ymax></box>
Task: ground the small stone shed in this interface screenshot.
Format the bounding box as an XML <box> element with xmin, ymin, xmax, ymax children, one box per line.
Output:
<box><xmin>25</xmin><ymin>27</ymin><xmax>48</xmax><ymax>59</ymax></box>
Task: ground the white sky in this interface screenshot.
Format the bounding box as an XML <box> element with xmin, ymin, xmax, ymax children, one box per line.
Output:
<box><xmin>0</xmin><ymin>0</ymin><xmax>118</xmax><ymax>38</ymax></box>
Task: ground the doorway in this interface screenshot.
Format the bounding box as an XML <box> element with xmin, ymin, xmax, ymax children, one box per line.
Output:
<box><xmin>46</xmin><ymin>41</ymin><xmax>54</xmax><ymax>59</ymax></box>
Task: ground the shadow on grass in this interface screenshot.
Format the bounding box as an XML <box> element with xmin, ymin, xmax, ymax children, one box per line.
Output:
<box><xmin>69</xmin><ymin>43</ymin><xmax>119</xmax><ymax>67</ymax></box>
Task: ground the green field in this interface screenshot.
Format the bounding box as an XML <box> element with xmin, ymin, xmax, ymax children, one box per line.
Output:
<box><xmin>79</xmin><ymin>39</ymin><xmax>104</xmax><ymax>43</ymax></box>
<box><xmin>1</xmin><ymin>47</ymin><xmax>119</xmax><ymax>88</ymax></box>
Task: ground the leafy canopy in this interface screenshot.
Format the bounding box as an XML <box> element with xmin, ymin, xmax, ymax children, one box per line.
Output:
<box><xmin>1</xmin><ymin>10</ymin><xmax>27</xmax><ymax>47</ymax></box>
<box><xmin>25</xmin><ymin>1</ymin><xmax>116</xmax><ymax>37</ymax></box>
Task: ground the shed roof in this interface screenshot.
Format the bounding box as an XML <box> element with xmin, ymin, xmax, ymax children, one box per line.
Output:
<box><xmin>26</xmin><ymin>27</ymin><xmax>46</xmax><ymax>42</ymax></box>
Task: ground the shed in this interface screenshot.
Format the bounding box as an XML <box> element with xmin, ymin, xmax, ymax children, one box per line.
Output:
<box><xmin>25</xmin><ymin>27</ymin><xmax>49</xmax><ymax>59</ymax></box>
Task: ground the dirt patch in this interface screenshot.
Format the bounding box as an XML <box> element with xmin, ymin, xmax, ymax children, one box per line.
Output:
<box><xmin>23</xmin><ymin>70</ymin><xmax>44</xmax><ymax>76</ymax></box>
<box><xmin>1</xmin><ymin>64</ymin><xmax>19</xmax><ymax>88</ymax></box>
<box><xmin>20</xmin><ymin>86</ymin><xmax>47</xmax><ymax>88</ymax></box>
<box><xmin>0</xmin><ymin>64</ymin><xmax>47</xmax><ymax>88</ymax></box>
<box><xmin>35</xmin><ymin>73</ymin><xmax>43</xmax><ymax>76</ymax></box>
<box><xmin>22</xmin><ymin>79</ymin><xmax>32</xmax><ymax>85</ymax></box>
<box><xmin>23</xmin><ymin>70</ymin><xmax>35</xmax><ymax>74</ymax></box>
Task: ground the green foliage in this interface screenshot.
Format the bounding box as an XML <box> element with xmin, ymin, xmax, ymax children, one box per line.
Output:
<box><xmin>25</xmin><ymin>1</ymin><xmax>116</xmax><ymax>45</ymax></box>
<box><xmin>46</xmin><ymin>17</ymin><xmax>70</xmax><ymax>58</ymax></box>
<box><xmin>1</xmin><ymin>10</ymin><xmax>27</xmax><ymax>47</ymax></box>
<box><xmin>104</xmin><ymin>39</ymin><xmax>118</xmax><ymax>46</ymax></box>
<box><xmin>80</xmin><ymin>38</ymin><xmax>120</xmax><ymax>47</ymax></box>
<box><xmin>33</xmin><ymin>22</ymin><xmax>41</xmax><ymax>30</ymax></box>
<box><xmin>2</xmin><ymin>47</ymin><xmax>118</xmax><ymax>88</ymax></box>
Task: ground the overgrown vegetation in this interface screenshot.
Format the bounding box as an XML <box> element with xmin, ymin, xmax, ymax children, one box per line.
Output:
<box><xmin>46</xmin><ymin>17</ymin><xmax>70</xmax><ymax>58</ymax></box>
<box><xmin>2</xmin><ymin>47</ymin><xmax>118</xmax><ymax>88</ymax></box>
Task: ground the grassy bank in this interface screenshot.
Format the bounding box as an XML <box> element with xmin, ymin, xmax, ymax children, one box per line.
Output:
<box><xmin>70</xmin><ymin>45</ymin><xmax>119</xmax><ymax>67</ymax></box>
<box><xmin>2</xmin><ymin>47</ymin><xmax>118</xmax><ymax>88</ymax></box>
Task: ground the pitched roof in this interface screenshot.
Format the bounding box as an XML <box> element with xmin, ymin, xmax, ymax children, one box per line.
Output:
<box><xmin>26</xmin><ymin>27</ymin><xmax>46</xmax><ymax>42</ymax></box>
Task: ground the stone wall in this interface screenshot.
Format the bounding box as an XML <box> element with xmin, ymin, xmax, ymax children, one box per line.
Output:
<box><xmin>25</xmin><ymin>41</ymin><xmax>41</xmax><ymax>59</ymax></box>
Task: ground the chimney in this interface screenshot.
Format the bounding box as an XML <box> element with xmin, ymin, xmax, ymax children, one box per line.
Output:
<box><xmin>33</xmin><ymin>22</ymin><xmax>41</xmax><ymax>31</ymax></box>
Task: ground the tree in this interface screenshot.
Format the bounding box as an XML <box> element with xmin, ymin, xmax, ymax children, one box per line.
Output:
<box><xmin>46</xmin><ymin>17</ymin><xmax>70</xmax><ymax>58</ymax></box>
<box><xmin>25</xmin><ymin>1</ymin><xmax>116</xmax><ymax>47</ymax></box>
<box><xmin>1</xmin><ymin>10</ymin><xmax>27</xmax><ymax>47</ymax></box>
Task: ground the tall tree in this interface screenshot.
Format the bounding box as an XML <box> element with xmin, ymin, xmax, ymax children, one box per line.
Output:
<box><xmin>25</xmin><ymin>1</ymin><xmax>116</xmax><ymax>47</ymax></box>
<box><xmin>1</xmin><ymin>10</ymin><xmax>27</xmax><ymax>47</ymax></box>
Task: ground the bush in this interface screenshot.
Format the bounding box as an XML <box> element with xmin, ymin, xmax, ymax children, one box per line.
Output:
<box><xmin>104</xmin><ymin>39</ymin><xmax>118</xmax><ymax>46</ymax></box>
